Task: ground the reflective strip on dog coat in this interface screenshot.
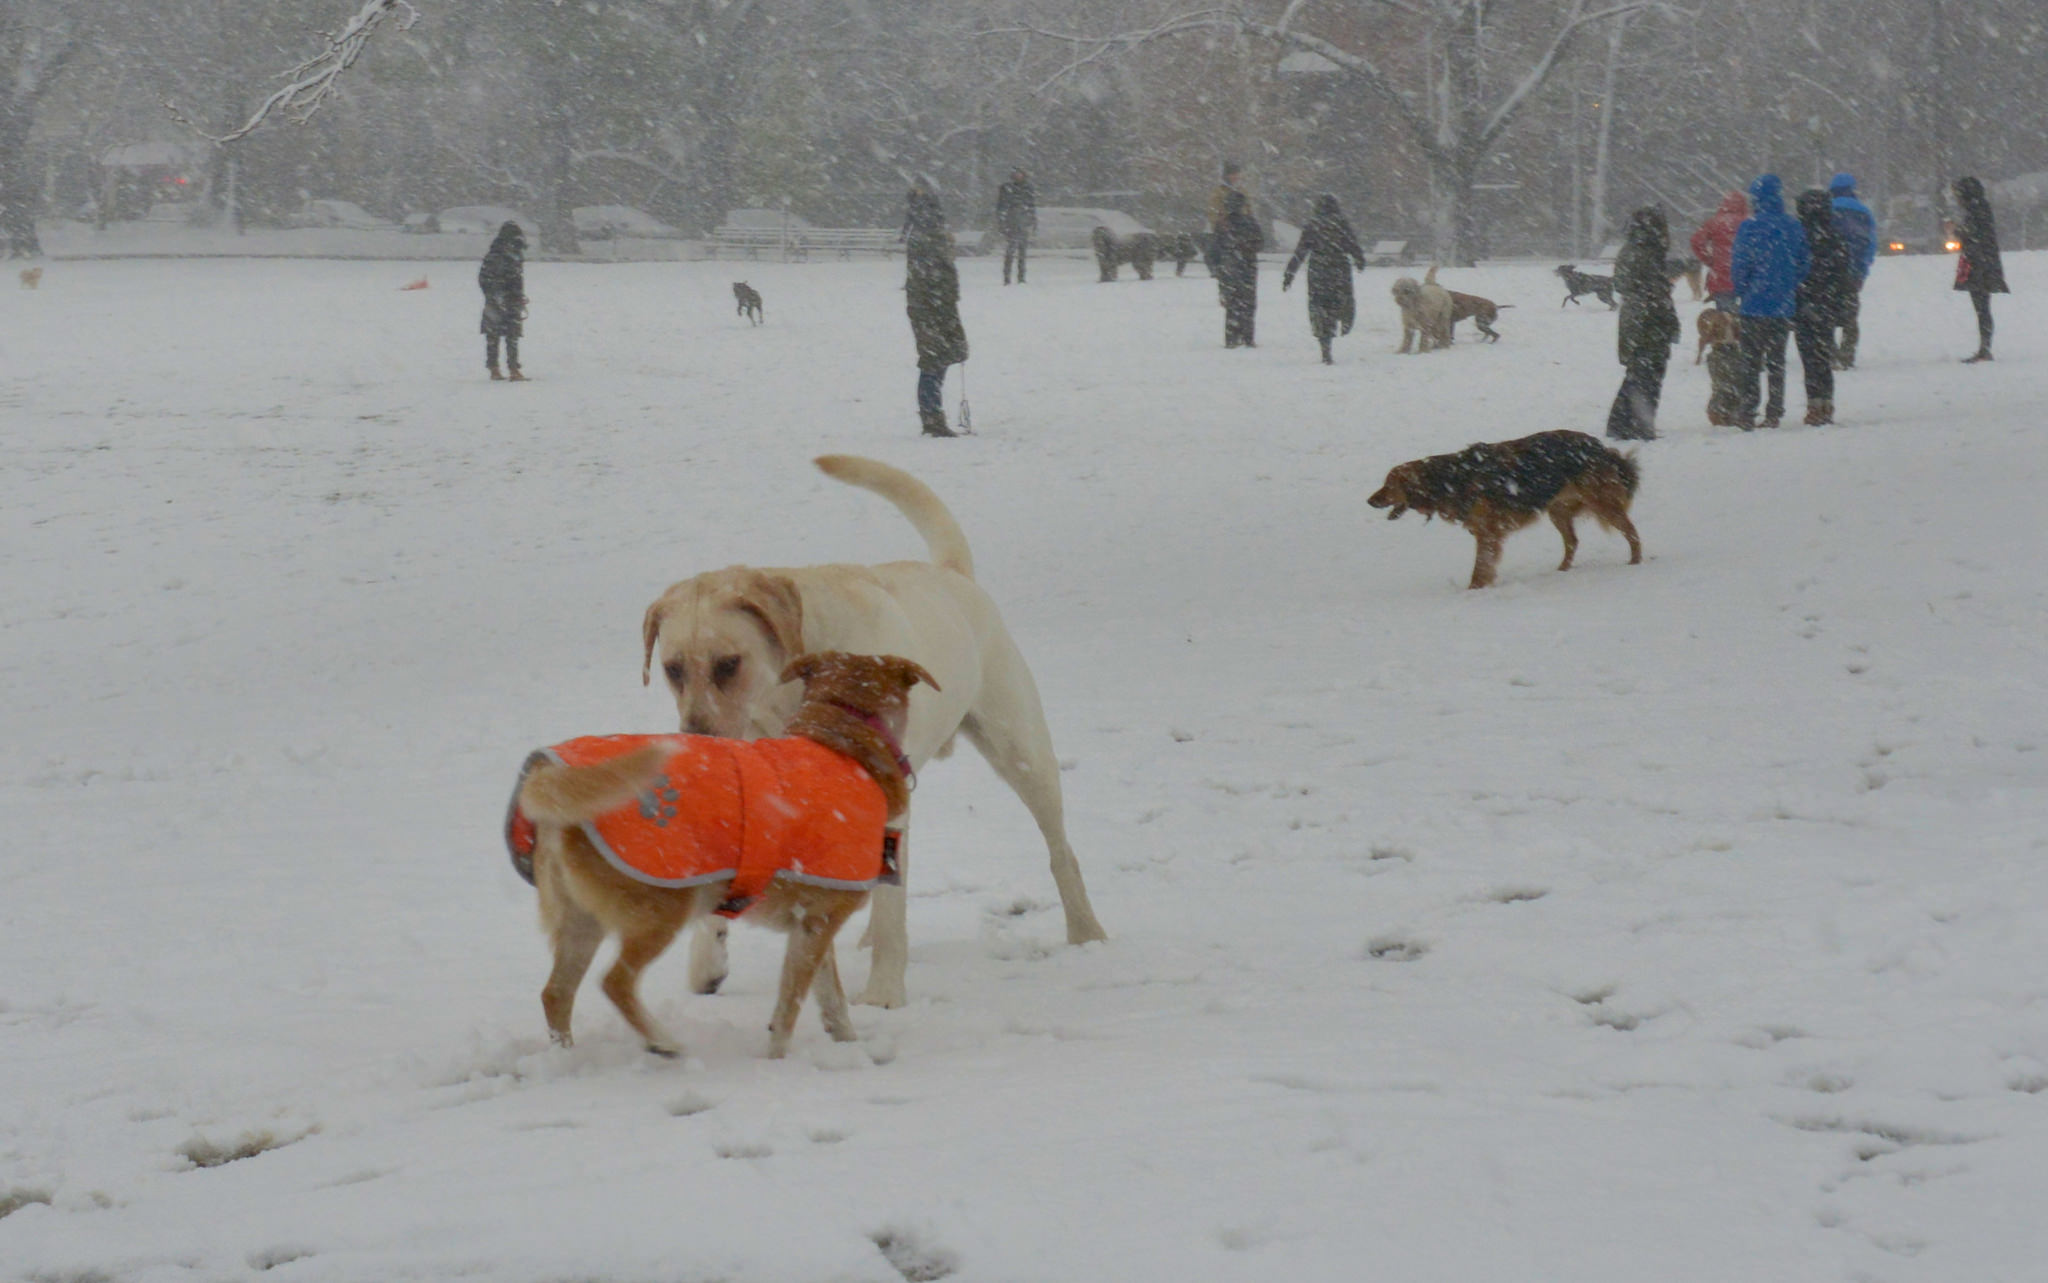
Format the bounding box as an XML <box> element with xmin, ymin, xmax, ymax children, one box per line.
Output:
<box><xmin>505</xmin><ymin>734</ymin><xmax>889</xmax><ymax>915</ymax></box>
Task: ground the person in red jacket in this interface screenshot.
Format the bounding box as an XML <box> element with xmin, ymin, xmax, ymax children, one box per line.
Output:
<box><xmin>1690</xmin><ymin>191</ymin><xmax>1749</xmax><ymax>309</ymax></box>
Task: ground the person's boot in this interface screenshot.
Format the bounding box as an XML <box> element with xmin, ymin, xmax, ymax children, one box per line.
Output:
<box><xmin>508</xmin><ymin>367</ymin><xmax>527</xmax><ymax>382</ymax></box>
<box><xmin>488</xmin><ymin>363</ymin><xmax>504</xmax><ymax>381</ymax></box>
<box><xmin>1962</xmin><ymin>349</ymin><xmax>1993</xmax><ymax>364</ymax></box>
<box><xmin>919</xmin><ymin>409</ymin><xmax>956</xmax><ymax>437</ymax></box>
<box><xmin>1803</xmin><ymin>400</ymin><xmax>1833</xmax><ymax>426</ymax></box>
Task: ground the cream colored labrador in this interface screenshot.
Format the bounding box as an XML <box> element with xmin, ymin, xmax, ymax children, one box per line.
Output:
<box><xmin>640</xmin><ymin>455</ymin><xmax>1107</xmax><ymax>1007</ymax></box>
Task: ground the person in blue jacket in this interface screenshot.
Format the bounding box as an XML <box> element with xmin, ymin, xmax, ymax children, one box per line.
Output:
<box><xmin>1829</xmin><ymin>173</ymin><xmax>1878</xmax><ymax>369</ymax></box>
<box><xmin>1730</xmin><ymin>174</ymin><xmax>1810</xmax><ymax>429</ymax></box>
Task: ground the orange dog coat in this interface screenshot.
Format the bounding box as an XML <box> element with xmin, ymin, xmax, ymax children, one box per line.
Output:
<box><xmin>505</xmin><ymin>733</ymin><xmax>891</xmax><ymax>917</ymax></box>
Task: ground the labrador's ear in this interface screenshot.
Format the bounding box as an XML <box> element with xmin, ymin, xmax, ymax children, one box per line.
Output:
<box><xmin>734</xmin><ymin>571</ymin><xmax>804</xmax><ymax>662</ymax></box>
<box><xmin>641</xmin><ymin>599</ymin><xmax>668</xmax><ymax>686</ymax></box>
<box><xmin>886</xmin><ymin>656</ymin><xmax>941</xmax><ymax>694</ymax></box>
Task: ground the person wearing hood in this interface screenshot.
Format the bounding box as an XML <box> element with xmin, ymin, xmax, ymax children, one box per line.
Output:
<box><xmin>1281</xmin><ymin>194</ymin><xmax>1367</xmax><ymax>364</ymax></box>
<box><xmin>1730</xmin><ymin>175</ymin><xmax>1810</xmax><ymax>429</ymax></box>
<box><xmin>1606</xmin><ymin>206</ymin><xmax>1681</xmax><ymax>440</ymax></box>
<box><xmin>1690</xmin><ymin>191</ymin><xmax>1749</xmax><ymax>309</ymax></box>
<box><xmin>1952</xmin><ymin>176</ymin><xmax>2008</xmax><ymax>363</ymax></box>
<box><xmin>478</xmin><ymin>221</ymin><xmax>528</xmax><ymax>381</ymax></box>
<box><xmin>1210</xmin><ymin>188</ymin><xmax>1265</xmax><ymax>349</ymax></box>
<box><xmin>1828</xmin><ymin>173</ymin><xmax>1877</xmax><ymax>368</ymax></box>
<box><xmin>903</xmin><ymin>185</ymin><xmax>968</xmax><ymax>436</ymax></box>
<box><xmin>1794</xmin><ymin>189</ymin><xmax>1855</xmax><ymax>425</ymax></box>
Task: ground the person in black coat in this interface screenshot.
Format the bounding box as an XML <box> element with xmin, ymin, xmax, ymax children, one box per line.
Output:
<box><xmin>1605</xmin><ymin>206</ymin><xmax>1680</xmax><ymax>440</ymax></box>
<box><xmin>1952</xmin><ymin>176</ymin><xmax>2008</xmax><ymax>363</ymax></box>
<box><xmin>1793</xmin><ymin>189</ymin><xmax>1854</xmax><ymax>424</ymax></box>
<box><xmin>1209</xmin><ymin>189</ymin><xmax>1264</xmax><ymax>349</ymax></box>
<box><xmin>1281</xmin><ymin>194</ymin><xmax>1366</xmax><ymax>364</ymax></box>
<box><xmin>478</xmin><ymin>221</ymin><xmax>527</xmax><ymax>380</ymax></box>
<box><xmin>904</xmin><ymin>186</ymin><xmax>968</xmax><ymax>436</ymax></box>
<box><xmin>994</xmin><ymin>169</ymin><xmax>1036</xmax><ymax>286</ymax></box>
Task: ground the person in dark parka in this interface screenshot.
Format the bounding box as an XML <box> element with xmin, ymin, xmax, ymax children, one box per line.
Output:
<box><xmin>478</xmin><ymin>221</ymin><xmax>527</xmax><ymax>380</ymax></box>
<box><xmin>994</xmin><ymin>169</ymin><xmax>1036</xmax><ymax>285</ymax></box>
<box><xmin>904</xmin><ymin>186</ymin><xmax>968</xmax><ymax>436</ymax></box>
<box><xmin>1828</xmin><ymin>173</ymin><xmax>1877</xmax><ymax>367</ymax></box>
<box><xmin>1794</xmin><ymin>189</ymin><xmax>1854</xmax><ymax>424</ymax></box>
<box><xmin>1952</xmin><ymin>176</ymin><xmax>2008</xmax><ymax>363</ymax></box>
<box><xmin>1209</xmin><ymin>188</ymin><xmax>1265</xmax><ymax>349</ymax></box>
<box><xmin>1606</xmin><ymin>206</ymin><xmax>1681</xmax><ymax>440</ymax></box>
<box><xmin>1281</xmin><ymin>194</ymin><xmax>1367</xmax><ymax>364</ymax></box>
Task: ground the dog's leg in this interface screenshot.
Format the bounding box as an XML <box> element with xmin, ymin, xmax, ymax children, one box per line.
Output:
<box><xmin>1610</xmin><ymin>507</ymin><xmax>1644</xmax><ymax>565</ymax></box>
<box><xmin>686</xmin><ymin>917</ymin><xmax>730</xmax><ymax>995</ymax></box>
<box><xmin>768</xmin><ymin>905</ymin><xmax>850</xmax><ymax>1057</ymax></box>
<box><xmin>1550</xmin><ymin>504</ymin><xmax>1582</xmax><ymax>571</ymax></box>
<box><xmin>1469</xmin><ymin>532</ymin><xmax>1504</xmax><ymax>589</ymax></box>
<box><xmin>540</xmin><ymin>888</ymin><xmax>605</xmax><ymax>1047</ymax></box>
<box><xmin>602</xmin><ymin>920</ymin><xmax>686</xmax><ymax>1056</ymax></box>
<box><xmin>961</xmin><ymin>641</ymin><xmax>1109</xmax><ymax>948</ymax></box>
<box><xmin>810</xmin><ymin>918</ymin><xmax>859</xmax><ymax>1042</ymax></box>
<box><xmin>855</xmin><ymin>853</ymin><xmax>911</xmax><ymax>1009</ymax></box>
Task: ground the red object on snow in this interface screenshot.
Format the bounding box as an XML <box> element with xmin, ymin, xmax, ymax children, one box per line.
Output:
<box><xmin>399</xmin><ymin>276</ymin><xmax>429</xmax><ymax>291</ymax></box>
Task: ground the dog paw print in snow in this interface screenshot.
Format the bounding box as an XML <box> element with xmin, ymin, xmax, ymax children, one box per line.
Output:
<box><xmin>871</xmin><ymin>1226</ymin><xmax>960</xmax><ymax>1281</ymax></box>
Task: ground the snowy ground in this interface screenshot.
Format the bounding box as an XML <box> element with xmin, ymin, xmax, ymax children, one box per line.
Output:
<box><xmin>2</xmin><ymin>245</ymin><xmax>2045</xmax><ymax>1283</ymax></box>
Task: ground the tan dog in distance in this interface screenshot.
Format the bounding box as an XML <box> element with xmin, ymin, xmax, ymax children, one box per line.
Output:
<box><xmin>516</xmin><ymin>651</ymin><xmax>936</xmax><ymax>1059</ymax></box>
<box><xmin>19</xmin><ymin>266</ymin><xmax>42</xmax><ymax>289</ymax></box>
<box><xmin>640</xmin><ymin>455</ymin><xmax>1107</xmax><ymax>1009</ymax></box>
<box><xmin>1391</xmin><ymin>268</ymin><xmax>1455</xmax><ymax>352</ymax></box>
<box><xmin>1368</xmin><ymin>430</ymin><xmax>1643</xmax><ymax>589</ymax></box>
<box><xmin>1694</xmin><ymin>307</ymin><xmax>1741</xmax><ymax>364</ymax></box>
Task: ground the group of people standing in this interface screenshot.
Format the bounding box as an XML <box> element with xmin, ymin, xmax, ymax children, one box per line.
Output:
<box><xmin>1605</xmin><ymin>170</ymin><xmax>2008</xmax><ymax>440</ymax></box>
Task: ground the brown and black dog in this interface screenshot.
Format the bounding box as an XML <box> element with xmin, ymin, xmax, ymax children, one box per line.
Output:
<box><xmin>1367</xmin><ymin>430</ymin><xmax>1643</xmax><ymax>589</ymax></box>
<box><xmin>732</xmin><ymin>281</ymin><xmax>763</xmax><ymax>324</ymax></box>
<box><xmin>509</xmin><ymin>650</ymin><xmax>936</xmax><ymax>1058</ymax></box>
<box><xmin>1446</xmin><ymin>289</ymin><xmax>1508</xmax><ymax>342</ymax></box>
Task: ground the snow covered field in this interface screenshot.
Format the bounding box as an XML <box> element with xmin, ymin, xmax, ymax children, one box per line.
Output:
<box><xmin>3</xmin><ymin>246</ymin><xmax>2045</xmax><ymax>1283</ymax></box>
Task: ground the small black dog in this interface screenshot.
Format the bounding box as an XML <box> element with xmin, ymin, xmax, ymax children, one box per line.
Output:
<box><xmin>1554</xmin><ymin>264</ymin><xmax>1616</xmax><ymax>309</ymax></box>
<box><xmin>733</xmin><ymin>281</ymin><xmax>763</xmax><ymax>325</ymax></box>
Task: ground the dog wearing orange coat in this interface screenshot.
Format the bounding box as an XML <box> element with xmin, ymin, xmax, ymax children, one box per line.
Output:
<box><xmin>507</xmin><ymin>651</ymin><xmax>936</xmax><ymax>1058</ymax></box>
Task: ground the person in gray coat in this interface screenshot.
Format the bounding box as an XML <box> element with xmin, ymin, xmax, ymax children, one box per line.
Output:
<box><xmin>904</xmin><ymin>186</ymin><xmax>968</xmax><ymax>436</ymax></box>
<box><xmin>1281</xmin><ymin>194</ymin><xmax>1366</xmax><ymax>364</ymax></box>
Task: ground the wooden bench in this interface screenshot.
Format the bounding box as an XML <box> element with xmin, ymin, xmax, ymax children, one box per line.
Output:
<box><xmin>1367</xmin><ymin>239</ymin><xmax>1411</xmax><ymax>266</ymax></box>
<box><xmin>710</xmin><ymin>226</ymin><xmax>793</xmax><ymax>259</ymax></box>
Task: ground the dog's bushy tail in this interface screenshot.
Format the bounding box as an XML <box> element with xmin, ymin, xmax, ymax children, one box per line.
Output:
<box><xmin>814</xmin><ymin>455</ymin><xmax>975</xmax><ymax>578</ymax></box>
<box><xmin>519</xmin><ymin>743</ymin><xmax>675</xmax><ymax>826</ymax></box>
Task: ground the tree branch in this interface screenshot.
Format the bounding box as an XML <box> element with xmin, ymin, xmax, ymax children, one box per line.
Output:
<box><xmin>164</xmin><ymin>0</ymin><xmax>419</xmax><ymax>144</ymax></box>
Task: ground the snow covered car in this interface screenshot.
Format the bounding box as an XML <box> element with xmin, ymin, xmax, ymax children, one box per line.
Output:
<box><xmin>1024</xmin><ymin>206</ymin><xmax>1153</xmax><ymax>250</ymax></box>
<box><xmin>438</xmin><ymin>206</ymin><xmax>538</xmax><ymax>237</ymax></box>
<box><xmin>572</xmin><ymin>205</ymin><xmax>680</xmax><ymax>239</ymax></box>
<box><xmin>285</xmin><ymin>199</ymin><xmax>396</xmax><ymax>230</ymax></box>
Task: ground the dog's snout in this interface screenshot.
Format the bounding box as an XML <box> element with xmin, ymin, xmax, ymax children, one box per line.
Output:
<box><xmin>684</xmin><ymin>715</ymin><xmax>717</xmax><ymax>736</ymax></box>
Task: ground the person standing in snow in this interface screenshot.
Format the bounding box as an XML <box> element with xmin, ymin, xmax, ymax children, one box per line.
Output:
<box><xmin>1209</xmin><ymin>188</ymin><xmax>1265</xmax><ymax>349</ymax></box>
<box><xmin>995</xmin><ymin>169</ymin><xmax>1036</xmax><ymax>286</ymax></box>
<box><xmin>1827</xmin><ymin>173</ymin><xmax>1877</xmax><ymax>368</ymax></box>
<box><xmin>903</xmin><ymin>185</ymin><xmax>968</xmax><ymax>437</ymax></box>
<box><xmin>1690</xmin><ymin>190</ymin><xmax>1748</xmax><ymax>310</ymax></box>
<box><xmin>1281</xmin><ymin>194</ymin><xmax>1366</xmax><ymax>364</ymax></box>
<box><xmin>478</xmin><ymin>221</ymin><xmax>527</xmax><ymax>381</ymax></box>
<box><xmin>1730</xmin><ymin>175</ymin><xmax>1810</xmax><ymax>429</ymax></box>
<box><xmin>1794</xmin><ymin>189</ymin><xmax>1854</xmax><ymax>425</ymax></box>
<box><xmin>1606</xmin><ymin>206</ymin><xmax>1680</xmax><ymax>441</ymax></box>
<box><xmin>1952</xmin><ymin>176</ymin><xmax>2008</xmax><ymax>364</ymax></box>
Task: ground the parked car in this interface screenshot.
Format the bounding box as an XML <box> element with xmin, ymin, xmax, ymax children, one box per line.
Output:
<box><xmin>572</xmin><ymin>205</ymin><xmax>680</xmax><ymax>239</ymax></box>
<box><xmin>1024</xmin><ymin>206</ymin><xmax>1153</xmax><ymax>250</ymax></box>
<box><xmin>285</xmin><ymin>199</ymin><xmax>396</xmax><ymax>230</ymax></box>
<box><xmin>1881</xmin><ymin>228</ymin><xmax>1960</xmax><ymax>255</ymax></box>
<box><xmin>438</xmin><ymin>206</ymin><xmax>537</xmax><ymax>237</ymax></box>
<box><xmin>401</xmin><ymin>212</ymin><xmax>439</xmax><ymax>234</ymax></box>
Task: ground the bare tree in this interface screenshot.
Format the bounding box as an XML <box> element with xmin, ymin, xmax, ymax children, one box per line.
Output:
<box><xmin>1</xmin><ymin>2</ymin><xmax>91</xmax><ymax>255</ymax></box>
<box><xmin>1003</xmin><ymin>0</ymin><xmax>1656</xmax><ymax>263</ymax></box>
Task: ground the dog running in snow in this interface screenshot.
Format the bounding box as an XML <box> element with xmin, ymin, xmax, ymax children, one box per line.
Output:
<box><xmin>506</xmin><ymin>650</ymin><xmax>936</xmax><ymax>1059</ymax></box>
<box><xmin>19</xmin><ymin>266</ymin><xmax>42</xmax><ymax>289</ymax></box>
<box><xmin>1367</xmin><ymin>429</ymin><xmax>1643</xmax><ymax>589</ymax></box>
<box><xmin>1554</xmin><ymin>264</ymin><xmax>1616</xmax><ymax>309</ymax></box>
<box><xmin>733</xmin><ymin>281</ymin><xmax>763</xmax><ymax>324</ymax></box>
